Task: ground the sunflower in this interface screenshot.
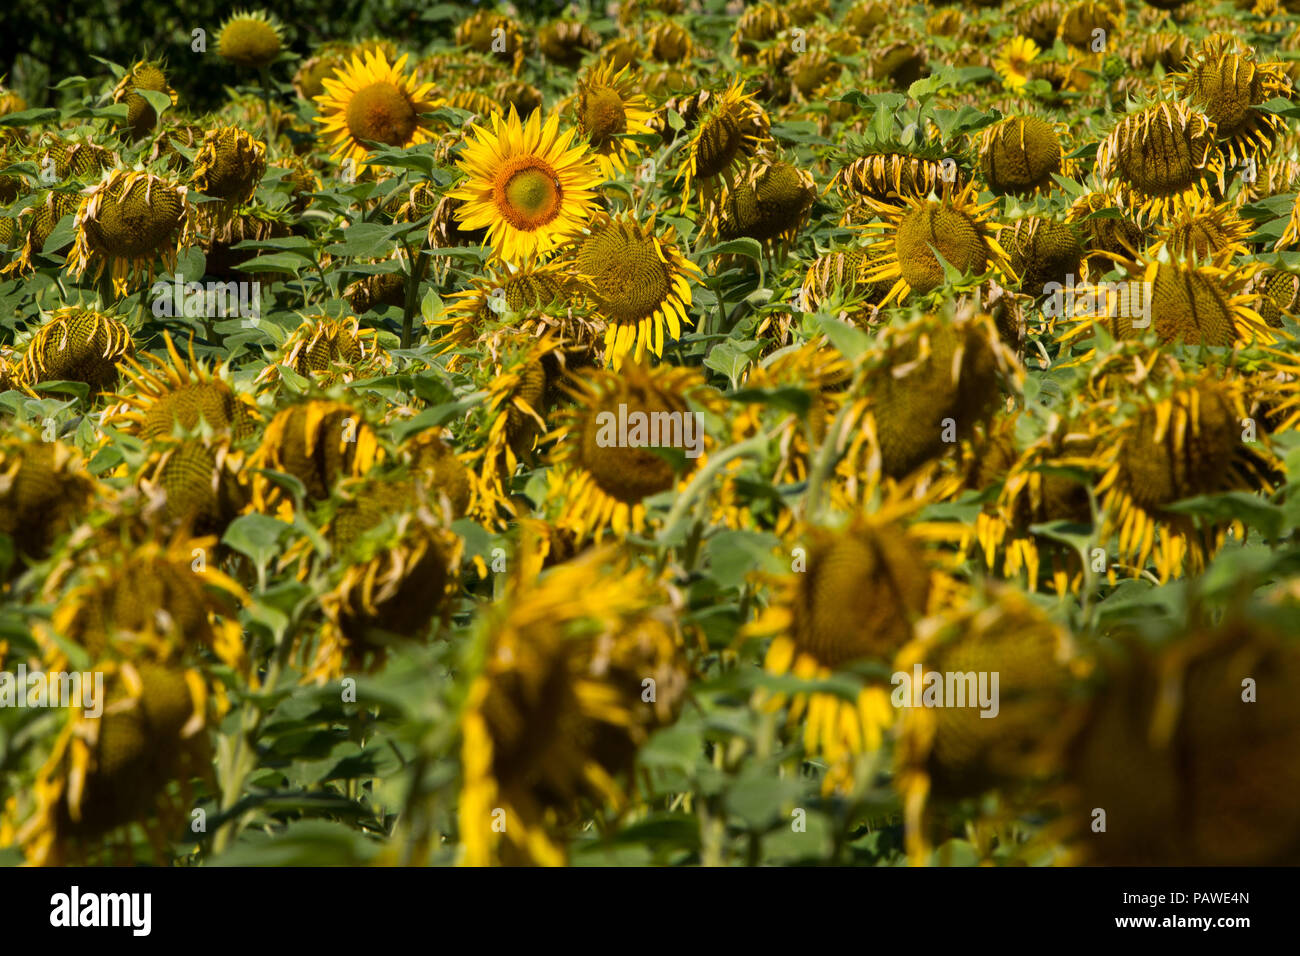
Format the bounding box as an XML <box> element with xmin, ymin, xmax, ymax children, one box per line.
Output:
<box><xmin>67</xmin><ymin>169</ymin><xmax>188</xmax><ymax>297</ymax></box>
<box><xmin>248</xmin><ymin>400</ymin><xmax>382</xmax><ymax>516</ymax></box>
<box><xmin>570</xmin><ymin>211</ymin><xmax>700</xmax><ymax>368</ymax></box>
<box><xmin>137</xmin><ymin>437</ymin><xmax>248</xmax><ymax>537</ymax></box>
<box><xmin>313</xmin><ymin>51</ymin><xmax>439</xmax><ymax>171</ymax></box>
<box><xmin>648</xmin><ymin>20</ymin><xmax>694</xmax><ymax>64</ymax></box>
<box><xmin>894</xmin><ymin>584</ymin><xmax>1085</xmax><ymax>862</ymax></box>
<box><xmin>1057</xmin><ymin>0</ymin><xmax>1120</xmax><ymax>54</ymax></box>
<box><xmin>751</xmin><ymin>509</ymin><xmax>945</xmax><ymax>795</ymax></box>
<box><xmin>1065</xmin><ymin>188</ymin><xmax>1145</xmax><ymax>278</ymax></box>
<box><xmin>676</xmin><ymin>80</ymin><xmax>771</xmax><ymax>212</ymax></box>
<box><xmin>450</xmin><ymin>108</ymin><xmax>603</xmax><ymax>265</ymax></box>
<box><xmin>110</xmin><ymin>60</ymin><xmax>176</xmax><ymax>139</ymax></box>
<box><xmin>716</xmin><ymin>160</ymin><xmax>817</xmax><ymax>253</ymax></box>
<box><xmin>458</xmin><ymin>543</ymin><xmax>688</xmax><ymax>866</ymax></box>
<box><xmin>190</xmin><ymin>125</ymin><xmax>267</xmax><ymax>216</ymax></box>
<box><xmin>1096</xmin><ymin>101</ymin><xmax>1221</xmax><ymax>224</ymax></box>
<box><xmin>105</xmin><ymin>333</ymin><xmax>259</xmax><ymax>442</ymax></box>
<box><xmin>454</xmin><ymin>10</ymin><xmax>526</xmax><ymax>74</ymax></box>
<box><xmin>858</xmin><ymin>181</ymin><xmax>1015</xmax><ymax>307</ymax></box>
<box><xmin>0</xmin><ymin>434</ymin><xmax>96</xmax><ymax>574</ymax></box>
<box><xmin>1173</xmin><ymin>33</ymin><xmax>1290</xmax><ymax>171</ymax></box>
<box><xmin>216</xmin><ymin>10</ymin><xmax>284</xmax><ymax>68</ymax></box>
<box><xmin>538</xmin><ymin>19</ymin><xmax>601</xmax><ymax>68</ymax></box>
<box><xmin>256</xmin><ymin>314</ymin><xmax>387</xmax><ymax>390</ymax></box>
<box><xmin>833</xmin><ymin>148</ymin><xmax>969</xmax><ymax>210</ymax></box>
<box><xmin>1094</xmin><ymin>374</ymin><xmax>1280</xmax><ymax>580</ymax></box>
<box><xmin>1159</xmin><ymin>196</ymin><xmax>1253</xmax><ymax>264</ymax></box>
<box><xmin>1</xmin><ymin>190</ymin><xmax>81</xmax><ymax>277</ymax></box>
<box><xmin>978</xmin><ymin>115</ymin><xmax>1070</xmax><ymax>197</ymax></box>
<box><xmin>574</xmin><ymin>60</ymin><xmax>655</xmax><ymax>179</ymax></box>
<box><xmin>545</xmin><ymin>361</ymin><xmax>717</xmax><ymax>541</ymax></box>
<box><xmin>993</xmin><ymin>35</ymin><xmax>1042</xmax><ymax>90</ymax></box>
<box><xmin>14</xmin><ymin>306</ymin><xmax>133</xmax><ymax>396</ymax></box>
<box><xmin>732</xmin><ymin>2</ymin><xmax>790</xmax><ymax>61</ymax></box>
<box><xmin>1002</xmin><ymin>216</ymin><xmax>1084</xmax><ymax>298</ymax></box>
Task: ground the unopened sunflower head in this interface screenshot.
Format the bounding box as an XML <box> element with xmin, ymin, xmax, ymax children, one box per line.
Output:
<box><xmin>449</xmin><ymin>107</ymin><xmax>602</xmax><ymax>265</ymax></box>
<box><xmin>571</xmin><ymin>211</ymin><xmax>700</xmax><ymax>368</ymax></box>
<box><xmin>111</xmin><ymin>60</ymin><xmax>176</xmax><ymax>138</ymax></box>
<box><xmin>16</xmin><ymin>306</ymin><xmax>133</xmax><ymax>395</ymax></box>
<box><xmin>459</xmin><ymin>545</ymin><xmax>687</xmax><ymax>865</ymax></box>
<box><xmin>717</xmin><ymin>159</ymin><xmax>816</xmax><ymax>251</ymax></box>
<box><xmin>191</xmin><ymin>126</ymin><xmax>267</xmax><ymax>206</ymax></box>
<box><xmin>67</xmin><ymin>169</ymin><xmax>188</xmax><ymax>296</ymax></box>
<box><xmin>1096</xmin><ymin>101</ymin><xmax>1220</xmax><ymax>224</ymax></box>
<box><xmin>979</xmin><ymin>115</ymin><xmax>1068</xmax><ymax>197</ymax></box>
<box><xmin>574</xmin><ymin>59</ymin><xmax>655</xmax><ymax>179</ymax></box>
<box><xmin>216</xmin><ymin>10</ymin><xmax>284</xmax><ymax>68</ymax></box>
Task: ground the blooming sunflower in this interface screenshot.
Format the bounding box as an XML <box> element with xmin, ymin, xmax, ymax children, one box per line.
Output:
<box><xmin>574</xmin><ymin>59</ymin><xmax>655</xmax><ymax>179</ymax></box>
<box><xmin>858</xmin><ymin>181</ymin><xmax>1015</xmax><ymax>307</ymax></box>
<box><xmin>458</xmin><ymin>543</ymin><xmax>688</xmax><ymax>866</ymax></box>
<box><xmin>569</xmin><ymin>211</ymin><xmax>700</xmax><ymax>368</ymax></box>
<box><xmin>675</xmin><ymin>80</ymin><xmax>771</xmax><ymax>213</ymax></box>
<box><xmin>313</xmin><ymin>51</ymin><xmax>439</xmax><ymax>171</ymax></box>
<box><xmin>67</xmin><ymin>169</ymin><xmax>189</xmax><ymax>297</ymax></box>
<box><xmin>450</xmin><ymin>108</ymin><xmax>602</xmax><ymax>265</ymax></box>
<box><xmin>993</xmin><ymin>35</ymin><xmax>1042</xmax><ymax>90</ymax></box>
<box><xmin>545</xmin><ymin>361</ymin><xmax>718</xmax><ymax>541</ymax></box>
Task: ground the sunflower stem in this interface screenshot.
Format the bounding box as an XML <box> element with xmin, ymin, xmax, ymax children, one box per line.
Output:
<box><xmin>400</xmin><ymin>242</ymin><xmax>430</xmax><ymax>349</ymax></box>
<box><xmin>257</xmin><ymin>66</ymin><xmax>277</xmax><ymax>159</ymax></box>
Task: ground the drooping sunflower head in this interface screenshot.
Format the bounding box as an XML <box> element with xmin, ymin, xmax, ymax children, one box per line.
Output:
<box><xmin>978</xmin><ymin>115</ymin><xmax>1068</xmax><ymax>197</ymax></box>
<box><xmin>137</xmin><ymin>437</ymin><xmax>248</xmax><ymax>538</ymax></box>
<box><xmin>648</xmin><ymin>19</ymin><xmax>694</xmax><ymax>64</ymax></box>
<box><xmin>732</xmin><ymin>2</ymin><xmax>790</xmax><ymax>60</ymax></box>
<box><xmin>798</xmin><ymin>246</ymin><xmax>890</xmax><ymax>322</ymax></box>
<box><xmin>68</xmin><ymin>169</ymin><xmax>188</xmax><ymax>295</ymax></box>
<box><xmin>216</xmin><ymin>10</ymin><xmax>283</xmax><ymax>68</ymax></box>
<box><xmin>538</xmin><ymin>19</ymin><xmax>602</xmax><ymax>67</ymax></box>
<box><xmin>1132</xmin><ymin>31</ymin><xmax>1194</xmax><ymax>73</ymax></box>
<box><xmin>1002</xmin><ymin>216</ymin><xmax>1083</xmax><ymax>298</ymax></box>
<box><xmin>677</xmin><ymin>80</ymin><xmax>771</xmax><ymax>210</ymax></box>
<box><xmin>0</xmin><ymin>434</ymin><xmax>96</xmax><ymax>574</ymax></box>
<box><xmin>1065</xmin><ymin>189</ymin><xmax>1145</xmax><ymax>278</ymax></box>
<box><xmin>35</xmin><ymin>135</ymin><xmax>117</xmax><ymax>183</ymax></box>
<box><xmin>2</xmin><ymin>189</ymin><xmax>80</xmax><ymax>277</ymax></box>
<box><xmin>1159</xmin><ymin>196</ymin><xmax>1253</xmax><ymax>265</ymax></box>
<box><xmin>548</xmin><ymin>361</ymin><xmax>715</xmax><ymax>541</ymax></box>
<box><xmin>190</xmin><ymin>126</ymin><xmax>267</xmax><ymax>206</ymax></box>
<box><xmin>833</xmin><ymin>147</ymin><xmax>970</xmax><ymax>210</ymax></box>
<box><xmin>16</xmin><ymin>306</ymin><xmax>134</xmax><ymax>395</ymax></box>
<box><xmin>436</xmin><ymin>258</ymin><xmax>581</xmax><ymax>358</ymax></box>
<box><xmin>249</xmin><ymin>399</ymin><xmax>382</xmax><ymax>514</ymax></box>
<box><xmin>993</xmin><ymin>35</ymin><xmax>1042</xmax><ymax>90</ymax></box>
<box><xmin>107</xmin><ymin>334</ymin><xmax>259</xmax><ymax>443</ymax></box>
<box><xmin>313</xmin><ymin>51</ymin><xmax>439</xmax><ymax>170</ymax></box>
<box><xmin>455</xmin><ymin>10</ymin><xmax>526</xmax><ymax>73</ymax></box>
<box><xmin>1174</xmin><ymin>33</ymin><xmax>1289</xmax><ymax>168</ymax></box>
<box><xmin>860</xmin><ymin>181</ymin><xmax>1014</xmax><ymax>307</ymax></box>
<box><xmin>1096</xmin><ymin>101</ymin><xmax>1220</xmax><ymax>224</ymax></box>
<box><xmin>1254</xmin><ymin>268</ymin><xmax>1300</xmax><ymax>327</ymax></box>
<box><xmin>111</xmin><ymin>60</ymin><xmax>176</xmax><ymax>138</ymax></box>
<box><xmin>257</xmin><ymin>314</ymin><xmax>387</xmax><ymax>390</ymax></box>
<box><xmin>570</xmin><ymin>211</ymin><xmax>700</xmax><ymax>368</ymax></box>
<box><xmin>1057</xmin><ymin>0</ymin><xmax>1120</xmax><ymax>52</ymax></box>
<box><xmin>459</xmin><ymin>545</ymin><xmax>687</xmax><ymax>866</ymax></box>
<box><xmin>450</xmin><ymin>107</ymin><xmax>602</xmax><ymax>265</ymax></box>
<box><xmin>574</xmin><ymin>59</ymin><xmax>655</xmax><ymax>179</ymax></box>
<box><xmin>717</xmin><ymin>159</ymin><xmax>817</xmax><ymax>251</ymax></box>
<box><xmin>401</xmin><ymin>428</ymin><xmax>475</xmax><ymax>521</ymax></box>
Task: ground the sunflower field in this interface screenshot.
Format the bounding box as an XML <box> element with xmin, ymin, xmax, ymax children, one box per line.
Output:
<box><xmin>1</xmin><ymin>0</ymin><xmax>1300</xmax><ymax>870</ymax></box>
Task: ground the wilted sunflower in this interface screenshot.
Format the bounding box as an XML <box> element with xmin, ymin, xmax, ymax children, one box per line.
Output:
<box><xmin>450</xmin><ymin>108</ymin><xmax>602</xmax><ymax>264</ymax></box>
<box><xmin>190</xmin><ymin>126</ymin><xmax>267</xmax><ymax>217</ymax></box>
<box><xmin>1096</xmin><ymin>101</ymin><xmax>1221</xmax><ymax>223</ymax></box>
<box><xmin>978</xmin><ymin>115</ymin><xmax>1070</xmax><ymax>197</ymax></box>
<box><xmin>110</xmin><ymin>60</ymin><xmax>176</xmax><ymax>139</ymax></box>
<box><xmin>570</xmin><ymin>211</ymin><xmax>700</xmax><ymax>367</ymax></box>
<box><xmin>15</xmin><ymin>306</ymin><xmax>133</xmax><ymax>395</ymax></box>
<box><xmin>859</xmin><ymin>181</ymin><xmax>1014</xmax><ymax>307</ymax></box>
<box><xmin>538</xmin><ymin>19</ymin><xmax>602</xmax><ymax>68</ymax></box>
<box><xmin>1159</xmin><ymin>196</ymin><xmax>1253</xmax><ymax>264</ymax></box>
<box><xmin>137</xmin><ymin>437</ymin><xmax>248</xmax><ymax>537</ymax></box>
<box><xmin>257</xmin><ymin>315</ymin><xmax>386</xmax><ymax>389</ymax></box>
<box><xmin>455</xmin><ymin>9</ymin><xmax>526</xmax><ymax>74</ymax></box>
<box><xmin>752</xmin><ymin>510</ymin><xmax>942</xmax><ymax>795</ymax></box>
<box><xmin>216</xmin><ymin>10</ymin><xmax>284</xmax><ymax>68</ymax></box>
<box><xmin>994</xmin><ymin>35</ymin><xmax>1041</xmax><ymax>90</ymax></box>
<box><xmin>459</xmin><ymin>543</ymin><xmax>687</xmax><ymax>866</ymax></box>
<box><xmin>1057</xmin><ymin>0</ymin><xmax>1120</xmax><ymax>54</ymax></box>
<box><xmin>1173</xmin><ymin>34</ymin><xmax>1289</xmax><ymax>171</ymax></box>
<box><xmin>546</xmin><ymin>361</ymin><xmax>716</xmax><ymax>540</ymax></box>
<box><xmin>894</xmin><ymin>584</ymin><xmax>1085</xmax><ymax>862</ymax></box>
<box><xmin>1002</xmin><ymin>216</ymin><xmax>1083</xmax><ymax>298</ymax></box>
<box><xmin>731</xmin><ymin>2</ymin><xmax>790</xmax><ymax>61</ymax></box>
<box><xmin>716</xmin><ymin>160</ymin><xmax>816</xmax><ymax>253</ymax></box>
<box><xmin>1094</xmin><ymin>375</ymin><xmax>1279</xmax><ymax>580</ymax></box>
<box><xmin>313</xmin><ymin>51</ymin><xmax>439</xmax><ymax>171</ymax></box>
<box><xmin>106</xmin><ymin>334</ymin><xmax>259</xmax><ymax>442</ymax></box>
<box><xmin>67</xmin><ymin>169</ymin><xmax>188</xmax><ymax>296</ymax></box>
<box><xmin>1</xmin><ymin>190</ymin><xmax>82</xmax><ymax>276</ymax></box>
<box><xmin>0</xmin><ymin>434</ymin><xmax>96</xmax><ymax>573</ymax></box>
<box><xmin>1065</xmin><ymin>189</ymin><xmax>1145</xmax><ymax>278</ymax></box>
<box><xmin>249</xmin><ymin>400</ymin><xmax>382</xmax><ymax>516</ymax></box>
<box><xmin>833</xmin><ymin>148</ymin><xmax>969</xmax><ymax>210</ymax></box>
<box><xmin>574</xmin><ymin>60</ymin><xmax>655</xmax><ymax>179</ymax></box>
<box><xmin>676</xmin><ymin>80</ymin><xmax>771</xmax><ymax>212</ymax></box>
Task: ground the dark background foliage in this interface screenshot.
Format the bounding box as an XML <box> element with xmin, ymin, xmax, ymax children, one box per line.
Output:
<box><xmin>1</xmin><ymin>0</ymin><xmax>577</xmax><ymax>112</ymax></box>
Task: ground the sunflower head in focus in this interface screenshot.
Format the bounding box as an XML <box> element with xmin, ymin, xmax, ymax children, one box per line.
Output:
<box><xmin>1</xmin><ymin>189</ymin><xmax>80</xmax><ymax>277</ymax></box>
<box><xmin>1159</xmin><ymin>196</ymin><xmax>1252</xmax><ymax>265</ymax></box>
<box><xmin>111</xmin><ymin>60</ymin><xmax>176</xmax><ymax>139</ymax></box>
<box><xmin>256</xmin><ymin>314</ymin><xmax>388</xmax><ymax>390</ymax></box>
<box><xmin>191</xmin><ymin>126</ymin><xmax>267</xmax><ymax>211</ymax></box>
<box><xmin>450</xmin><ymin>108</ymin><xmax>602</xmax><ymax>265</ymax></box>
<box><xmin>676</xmin><ymin>80</ymin><xmax>771</xmax><ymax>212</ymax></box>
<box><xmin>67</xmin><ymin>169</ymin><xmax>188</xmax><ymax>296</ymax></box>
<box><xmin>978</xmin><ymin>115</ymin><xmax>1070</xmax><ymax>197</ymax></box>
<box><xmin>993</xmin><ymin>35</ymin><xmax>1041</xmax><ymax>90</ymax></box>
<box><xmin>459</xmin><ymin>543</ymin><xmax>687</xmax><ymax>866</ymax></box>
<box><xmin>1065</xmin><ymin>189</ymin><xmax>1144</xmax><ymax>278</ymax></box>
<box><xmin>314</xmin><ymin>52</ymin><xmax>438</xmax><ymax>171</ymax></box>
<box><xmin>1096</xmin><ymin>101</ymin><xmax>1220</xmax><ymax>224</ymax></box>
<box><xmin>574</xmin><ymin>59</ymin><xmax>655</xmax><ymax>179</ymax></box>
<box><xmin>1002</xmin><ymin>216</ymin><xmax>1083</xmax><ymax>298</ymax></box>
<box><xmin>570</xmin><ymin>211</ymin><xmax>700</xmax><ymax>368</ymax></box>
<box><xmin>833</xmin><ymin>146</ymin><xmax>970</xmax><ymax>212</ymax></box>
<box><xmin>546</xmin><ymin>361</ymin><xmax>717</xmax><ymax>541</ymax></box>
<box><xmin>859</xmin><ymin>181</ymin><xmax>1014</xmax><ymax>307</ymax></box>
<box><xmin>716</xmin><ymin>160</ymin><xmax>816</xmax><ymax>253</ymax></box>
<box><xmin>15</xmin><ymin>306</ymin><xmax>133</xmax><ymax>396</ymax></box>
